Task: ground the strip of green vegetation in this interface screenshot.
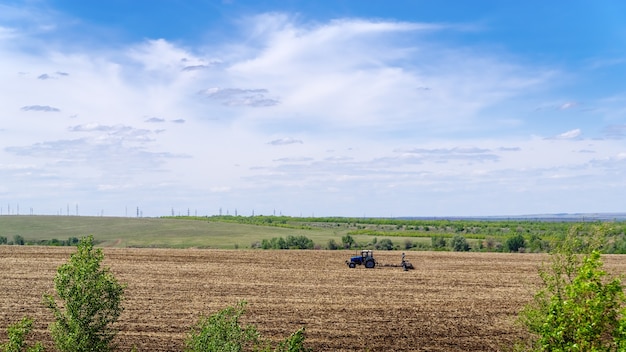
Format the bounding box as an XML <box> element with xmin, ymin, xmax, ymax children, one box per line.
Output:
<box><xmin>3</xmin><ymin>215</ymin><xmax>626</xmax><ymax>253</ymax></box>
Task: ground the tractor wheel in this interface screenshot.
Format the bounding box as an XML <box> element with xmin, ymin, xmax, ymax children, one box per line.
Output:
<box><xmin>348</xmin><ymin>262</ymin><xmax>356</xmax><ymax>268</ymax></box>
<box><xmin>365</xmin><ymin>260</ymin><xmax>375</xmax><ymax>269</ymax></box>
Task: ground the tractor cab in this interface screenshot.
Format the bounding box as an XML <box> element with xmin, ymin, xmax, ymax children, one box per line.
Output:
<box><xmin>346</xmin><ymin>249</ymin><xmax>376</xmax><ymax>269</ymax></box>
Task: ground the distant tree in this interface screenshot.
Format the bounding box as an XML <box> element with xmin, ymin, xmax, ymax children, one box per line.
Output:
<box><xmin>451</xmin><ymin>235</ymin><xmax>470</xmax><ymax>252</ymax></box>
<box><xmin>341</xmin><ymin>235</ymin><xmax>355</xmax><ymax>249</ymax></box>
<box><xmin>285</xmin><ymin>235</ymin><xmax>314</xmax><ymax>249</ymax></box>
<box><xmin>13</xmin><ymin>235</ymin><xmax>24</xmax><ymax>246</ymax></box>
<box><xmin>505</xmin><ymin>233</ymin><xmax>526</xmax><ymax>253</ymax></box>
<box><xmin>376</xmin><ymin>238</ymin><xmax>394</xmax><ymax>250</ymax></box>
<box><xmin>431</xmin><ymin>236</ymin><xmax>447</xmax><ymax>249</ymax></box>
<box><xmin>0</xmin><ymin>236</ymin><xmax>7</xmax><ymax>245</ymax></box>
<box><xmin>327</xmin><ymin>239</ymin><xmax>339</xmax><ymax>250</ymax></box>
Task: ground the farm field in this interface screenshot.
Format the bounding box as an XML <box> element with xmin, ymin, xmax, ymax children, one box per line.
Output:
<box><xmin>4</xmin><ymin>247</ymin><xmax>626</xmax><ymax>351</ymax></box>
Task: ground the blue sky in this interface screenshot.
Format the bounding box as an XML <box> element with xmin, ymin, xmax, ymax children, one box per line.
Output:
<box><xmin>1</xmin><ymin>1</ymin><xmax>625</xmax><ymax>217</ymax></box>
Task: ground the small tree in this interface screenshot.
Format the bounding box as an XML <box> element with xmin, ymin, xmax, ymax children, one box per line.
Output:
<box><xmin>13</xmin><ymin>235</ymin><xmax>24</xmax><ymax>246</ymax></box>
<box><xmin>518</xmin><ymin>225</ymin><xmax>626</xmax><ymax>350</ymax></box>
<box><xmin>341</xmin><ymin>235</ymin><xmax>355</xmax><ymax>249</ymax></box>
<box><xmin>451</xmin><ymin>235</ymin><xmax>470</xmax><ymax>252</ymax></box>
<box><xmin>43</xmin><ymin>235</ymin><xmax>125</xmax><ymax>352</ymax></box>
<box><xmin>1</xmin><ymin>317</ymin><xmax>44</xmax><ymax>352</ymax></box>
<box><xmin>327</xmin><ymin>239</ymin><xmax>339</xmax><ymax>250</ymax></box>
<box><xmin>505</xmin><ymin>233</ymin><xmax>526</xmax><ymax>252</ymax></box>
<box><xmin>431</xmin><ymin>236</ymin><xmax>447</xmax><ymax>249</ymax></box>
<box><xmin>376</xmin><ymin>238</ymin><xmax>394</xmax><ymax>250</ymax></box>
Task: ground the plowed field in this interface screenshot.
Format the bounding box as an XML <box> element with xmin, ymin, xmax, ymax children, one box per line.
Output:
<box><xmin>2</xmin><ymin>247</ymin><xmax>626</xmax><ymax>351</ymax></box>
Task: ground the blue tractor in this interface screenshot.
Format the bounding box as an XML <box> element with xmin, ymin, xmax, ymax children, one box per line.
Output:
<box><xmin>346</xmin><ymin>249</ymin><xmax>376</xmax><ymax>269</ymax></box>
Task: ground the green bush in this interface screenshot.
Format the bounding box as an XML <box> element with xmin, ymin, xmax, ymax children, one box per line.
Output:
<box><xmin>0</xmin><ymin>236</ymin><xmax>6</xmax><ymax>244</ymax></box>
<box><xmin>185</xmin><ymin>301</ymin><xmax>259</xmax><ymax>352</ymax></box>
<box><xmin>269</xmin><ymin>327</ymin><xmax>312</xmax><ymax>352</ymax></box>
<box><xmin>186</xmin><ymin>302</ymin><xmax>312</xmax><ymax>352</ymax></box>
<box><xmin>43</xmin><ymin>235</ymin><xmax>125</xmax><ymax>352</ymax></box>
<box><xmin>451</xmin><ymin>235</ymin><xmax>470</xmax><ymax>252</ymax></box>
<box><xmin>505</xmin><ymin>233</ymin><xmax>526</xmax><ymax>252</ymax></box>
<box><xmin>327</xmin><ymin>239</ymin><xmax>339</xmax><ymax>250</ymax></box>
<box><xmin>375</xmin><ymin>238</ymin><xmax>394</xmax><ymax>250</ymax></box>
<box><xmin>341</xmin><ymin>235</ymin><xmax>355</xmax><ymax>249</ymax></box>
<box><xmin>431</xmin><ymin>236</ymin><xmax>447</xmax><ymax>249</ymax></box>
<box><xmin>285</xmin><ymin>235</ymin><xmax>314</xmax><ymax>249</ymax></box>
<box><xmin>13</xmin><ymin>235</ymin><xmax>24</xmax><ymax>246</ymax></box>
<box><xmin>518</xmin><ymin>226</ymin><xmax>626</xmax><ymax>350</ymax></box>
<box><xmin>1</xmin><ymin>317</ymin><xmax>44</xmax><ymax>352</ymax></box>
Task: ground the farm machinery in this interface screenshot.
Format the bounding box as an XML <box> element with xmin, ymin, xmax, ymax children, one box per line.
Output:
<box><xmin>345</xmin><ymin>250</ymin><xmax>414</xmax><ymax>270</ymax></box>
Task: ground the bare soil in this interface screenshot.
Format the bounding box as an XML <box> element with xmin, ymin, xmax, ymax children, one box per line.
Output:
<box><xmin>3</xmin><ymin>247</ymin><xmax>626</xmax><ymax>351</ymax></box>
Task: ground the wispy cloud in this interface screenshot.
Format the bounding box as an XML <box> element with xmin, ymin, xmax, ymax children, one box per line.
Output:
<box><xmin>554</xmin><ymin>129</ymin><xmax>582</xmax><ymax>140</ymax></box>
<box><xmin>21</xmin><ymin>105</ymin><xmax>60</xmax><ymax>112</ymax></box>
<box><xmin>268</xmin><ymin>137</ymin><xmax>303</xmax><ymax>145</ymax></box>
<box><xmin>145</xmin><ymin>117</ymin><xmax>165</xmax><ymax>123</ymax></box>
<box><xmin>200</xmin><ymin>87</ymin><xmax>280</xmax><ymax>107</ymax></box>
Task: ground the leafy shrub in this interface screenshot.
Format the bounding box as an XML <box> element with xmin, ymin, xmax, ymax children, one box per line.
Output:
<box><xmin>0</xmin><ymin>236</ymin><xmax>6</xmax><ymax>245</ymax></box>
<box><xmin>505</xmin><ymin>233</ymin><xmax>526</xmax><ymax>252</ymax></box>
<box><xmin>269</xmin><ymin>327</ymin><xmax>312</xmax><ymax>352</ymax></box>
<box><xmin>327</xmin><ymin>239</ymin><xmax>339</xmax><ymax>250</ymax></box>
<box><xmin>1</xmin><ymin>317</ymin><xmax>44</xmax><ymax>352</ymax></box>
<box><xmin>431</xmin><ymin>236</ymin><xmax>447</xmax><ymax>249</ymax></box>
<box><xmin>285</xmin><ymin>235</ymin><xmax>314</xmax><ymax>249</ymax></box>
<box><xmin>13</xmin><ymin>235</ymin><xmax>24</xmax><ymax>246</ymax></box>
<box><xmin>451</xmin><ymin>235</ymin><xmax>470</xmax><ymax>252</ymax></box>
<box><xmin>185</xmin><ymin>301</ymin><xmax>312</xmax><ymax>352</ymax></box>
<box><xmin>341</xmin><ymin>235</ymin><xmax>355</xmax><ymax>249</ymax></box>
<box><xmin>43</xmin><ymin>235</ymin><xmax>125</xmax><ymax>352</ymax></box>
<box><xmin>518</xmin><ymin>226</ymin><xmax>626</xmax><ymax>350</ymax></box>
<box><xmin>375</xmin><ymin>238</ymin><xmax>394</xmax><ymax>250</ymax></box>
<box><xmin>185</xmin><ymin>301</ymin><xmax>259</xmax><ymax>352</ymax></box>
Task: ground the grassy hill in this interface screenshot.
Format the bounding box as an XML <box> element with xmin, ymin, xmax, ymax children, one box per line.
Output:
<box><xmin>0</xmin><ymin>215</ymin><xmax>338</xmax><ymax>248</ymax></box>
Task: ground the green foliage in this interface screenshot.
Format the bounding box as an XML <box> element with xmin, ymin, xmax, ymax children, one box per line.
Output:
<box><xmin>327</xmin><ymin>239</ymin><xmax>339</xmax><ymax>250</ymax></box>
<box><xmin>1</xmin><ymin>317</ymin><xmax>44</xmax><ymax>352</ymax></box>
<box><xmin>431</xmin><ymin>236</ymin><xmax>447</xmax><ymax>249</ymax></box>
<box><xmin>43</xmin><ymin>235</ymin><xmax>125</xmax><ymax>352</ymax></box>
<box><xmin>186</xmin><ymin>302</ymin><xmax>312</xmax><ymax>352</ymax></box>
<box><xmin>261</xmin><ymin>236</ymin><xmax>314</xmax><ymax>249</ymax></box>
<box><xmin>506</xmin><ymin>233</ymin><xmax>526</xmax><ymax>252</ymax></box>
<box><xmin>13</xmin><ymin>235</ymin><xmax>24</xmax><ymax>245</ymax></box>
<box><xmin>375</xmin><ymin>238</ymin><xmax>394</xmax><ymax>250</ymax></box>
<box><xmin>285</xmin><ymin>235</ymin><xmax>314</xmax><ymax>249</ymax></box>
<box><xmin>450</xmin><ymin>235</ymin><xmax>470</xmax><ymax>252</ymax></box>
<box><xmin>185</xmin><ymin>301</ymin><xmax>259</xmax><ymax>352</ymax></box>
<box><xmin>341</xmin><ymin>234</ymin><xmax>355</xmax><ymax>249</ymax></box>
<box><xmin>0</xmin><ymin>236</ymin><xmax>6</xmax><ymax>244</ymax></box>
<box><xmin>270</xmin><ymin>327</ymin><xmax>312</xmax><ymax>352</ymax></box>
<box><xmin>518</xmin><ymin>225</ymin><xmax>626</xmax><ymax>351</ymax></box>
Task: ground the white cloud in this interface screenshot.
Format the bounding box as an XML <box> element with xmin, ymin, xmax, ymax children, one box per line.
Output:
<box><xmin>1</xmin><ymin>7</ymin><xmax>625</xmax><ymax>216</ymax></box>
<box><xmin>555</xmin><ymin>129</ymin><xmax>582</xmax><ymax>139</ymax></box>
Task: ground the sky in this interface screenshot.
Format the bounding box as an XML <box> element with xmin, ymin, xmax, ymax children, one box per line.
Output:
<box><xmin>1</xmin><ymin>0</ymin><xmax>626</xmax><ymax>218</ymax></box>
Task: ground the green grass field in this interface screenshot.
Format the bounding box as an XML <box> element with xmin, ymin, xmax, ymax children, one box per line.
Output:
<box><xmin>2</xmin><ymin>215</ymin><xmax>620</xmax><ymax>251</ymax></box>
<box><xmin>0</xmin><ymin>215</ymin><xmax>415</xmax><ymax>249</ymax></box>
